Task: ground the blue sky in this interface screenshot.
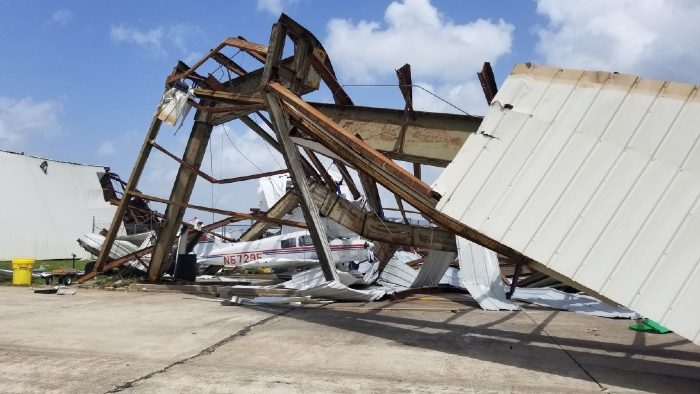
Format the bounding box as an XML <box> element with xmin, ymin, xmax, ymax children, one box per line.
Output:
<box><xmin>2</xmin><ymin>0</ymin><xmax>699</xmax><ymax>224</ymax></box>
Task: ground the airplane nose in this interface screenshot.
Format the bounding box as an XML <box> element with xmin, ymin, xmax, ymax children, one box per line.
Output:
<box><xmin>364</xmin><ymin>241</ymin><xmax>374</xmax><ymax>249</ymax></box>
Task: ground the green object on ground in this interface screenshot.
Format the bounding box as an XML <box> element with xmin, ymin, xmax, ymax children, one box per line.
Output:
<box><xmin>629</xmin><ymin>318</ymin><xmax>672</xmax><ymax>334</ymax></box>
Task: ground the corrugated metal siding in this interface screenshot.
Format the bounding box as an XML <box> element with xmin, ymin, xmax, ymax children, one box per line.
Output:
<box><xmin>434</xmin><ymin>64</ymin><xmax>700</xmax><ymax>344</ymax></box>
<box><xmin>0</xmin><ymin>151</ymin><xmax>119</xmax><ymax>259</ymax></box>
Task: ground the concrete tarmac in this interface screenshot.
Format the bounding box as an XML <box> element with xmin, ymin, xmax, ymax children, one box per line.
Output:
<box><xmin>0</xmin><ymin>286</ymin><xmax>698</xmax><ymax>393</ymax></box>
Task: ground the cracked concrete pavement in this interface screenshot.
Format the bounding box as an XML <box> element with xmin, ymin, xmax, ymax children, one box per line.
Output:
<box><xmin>1</xmin><ymin>286</ymin><xmax>699</xmax><ymax>393</ymax></box>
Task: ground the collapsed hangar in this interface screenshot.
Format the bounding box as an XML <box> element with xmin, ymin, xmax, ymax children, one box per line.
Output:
<box><xmin>85</xmin><ymin>15</ymin><xmax>700</xmax><ymax>345</ymax></box>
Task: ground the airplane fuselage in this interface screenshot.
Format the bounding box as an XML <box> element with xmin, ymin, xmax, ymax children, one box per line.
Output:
<box><xmin>199</xmin><ymin>230</ymin><xmax>372</xmax><ymax>269</ymax></box>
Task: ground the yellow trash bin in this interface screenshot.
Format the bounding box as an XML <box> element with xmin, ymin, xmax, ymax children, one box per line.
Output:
<box><xmin>12</xmin><ymin>258</ymin><xmax>34</xmax><ymax>286</ymax></box>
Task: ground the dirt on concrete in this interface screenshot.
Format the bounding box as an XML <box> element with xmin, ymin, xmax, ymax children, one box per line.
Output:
<box><xmin>0</xmin><ymin>286</ymin><xmax>698</xmax><ymax>393</ymax></box>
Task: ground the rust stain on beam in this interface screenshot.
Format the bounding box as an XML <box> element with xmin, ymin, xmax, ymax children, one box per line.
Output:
<box><xmin>192</xmin><ymin>88</ymin><xmax>265</xmax><ymax>105</ymax></box>
<box><xmin>310</xmin><ymin>102</ymin><xmax>480</xmax><ymax>166</ymax></box>
<box><xmin>269</xmin><ymin>81</ymin><xmax>435</xmax><ymax>201</ymax></box>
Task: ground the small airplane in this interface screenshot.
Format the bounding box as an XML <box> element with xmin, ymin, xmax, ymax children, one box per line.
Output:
<box><xmin>197</xmin><ymin>230</ymin><xmax>374</xmax><ymax>270</ymax></box>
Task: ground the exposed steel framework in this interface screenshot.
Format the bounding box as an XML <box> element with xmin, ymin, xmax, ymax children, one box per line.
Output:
<box><xmin>84</xmin><ymin>14</ymin><xmax>503</xmax><ymax>284</ymax></box>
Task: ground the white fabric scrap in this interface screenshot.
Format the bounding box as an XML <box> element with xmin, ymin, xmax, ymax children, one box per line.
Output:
<box><xmin>457</xmin><ymin>236</ymin><xmax>520</xmax><ymax>311</ymax></box>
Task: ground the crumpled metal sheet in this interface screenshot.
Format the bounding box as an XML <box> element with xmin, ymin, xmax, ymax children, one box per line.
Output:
<box><xmin>412</xmin><ymin>250</ymin><xmax>455</xmax><ymax>287</ymax></box>
<box><xmin>301</xmin><ymin>280</ymin><xmax>386</xmax><ymax>302</ymax></box>
<box><xmin>439</xmin><ymin>267</ymin><xmax>461</xmax><ymax>287</ymax></box>
<box><xmin>457</xmin><ymin>237</ymin><xmax>520</xmax><ymax>311</ymax></box>
<box><xmin>281</xmin><ymin>267</ymin><xmax>358</xmax><ymax>290</ymax></box>
<box><xmin>376</xmin><ymin>251</ymin><xmax>420</xmax><ymax>290</ymax></box>
<box><xmin>512</xmin><ymin>288</ymin><xmax>640</xmax><ymax>319</ymax></box>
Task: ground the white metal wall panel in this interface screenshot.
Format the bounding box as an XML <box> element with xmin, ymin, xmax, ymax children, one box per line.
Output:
<box><xmin>434</xmin><ymin>64</ymin><xmax>700</xmax><ymax>344</ymax></box>
<box><xmin>0</xmin><ymin>151</ymin><xmax>119</xmax><ymax>260</ymax></box>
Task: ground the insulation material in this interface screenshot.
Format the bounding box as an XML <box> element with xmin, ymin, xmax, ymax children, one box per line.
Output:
<box><xmin>376</xmin><ymin>251</ymin><xmax>420</xmax><ymax>290</ymax></box>
<box><xmin>156</xmin><ymin>86</ymin><xmax>194</xmax><ymax>127</ymax></box>
<box><xmin>411</xmin><ymin>250</ymin><xmax>455</xmax><ymax>287</ymax></box>
<box><xmin>457</xmin><ymin>237</ymin><xmax>520</xmax><ymax>311</ymax></box>
<box><xmin>434</xmin><ymin>63</ymin><xmax>700</xmax><ymax>343</ymax></box>
<box><xmin>0</xmin><ymin>151</ymin><xmax>120</xmax><ymax>260</ymax></box>
<box><xmin>512</xmin><ymin>288</ymin><xmax>640</xmax><ymax>319</ymax></box>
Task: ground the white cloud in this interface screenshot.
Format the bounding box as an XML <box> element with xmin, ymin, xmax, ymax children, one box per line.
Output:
<box><xmin>97</xmin><ymin>140</ymin><xmax>116</xmax><ymax>156</ymax></box>
<box><xmin>0</xmin><ymin>97</ymin><xmax>62</xmax><ymax>150</ymax></box>
<box><xmin>110</xmin><ymin>24</ymin><xmax>165</xmax><ymax>55</ymax></box>
<box><xmin>256</xmin><ymin>0</ymin><xmax>297</xmax><ymax>16</ymax></box>
<box><xmin>51</xmin><ymin>9</ymin><xmax>73</xmax><ymax>26</ymax></box>
<box><xmin>325</xmin><ymin>0</ymin><xmax>514</xmax><ymax>83</ymax></box>
<box><xmin>535</xmin><ymin>0</ymin><xmax>700</xmax><ymax>84</ymax></box>
<box><xmin>110</xmin><ymin>23</ymin><xmax>202</xmax><ymax>58</ymax></box>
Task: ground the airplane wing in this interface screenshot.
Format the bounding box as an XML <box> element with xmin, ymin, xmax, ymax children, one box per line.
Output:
<box><xmin>239</xmin><ymin>258</ymin><xmax>319</xmax><ymax>270</ymax></box>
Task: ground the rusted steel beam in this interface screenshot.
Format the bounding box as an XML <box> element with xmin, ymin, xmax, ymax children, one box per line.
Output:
<box><xmin>394</xmin><ymin>63</ymin><xmax>415</xmax><ymax>153</ymax></box>
<box><xmin>262</xmin><ymin>19</ymin><xmax>339</xmax><ymax>282</ymax></box>
<box><xmin>309</xmin><ymin>102</ymin><xmax>480</xmax><ymax>167</ymax></box>
<box><xmin>334</xmin><ymin>163</ymin><xmax>361</xmax><ymax>200</ymax></box>
<box><xmin>147</xmin><ymin>108</ymin><xmax>216</xmax><ymax>282</ymax></box>
<box><xmin>394</xmin><ymin>195</ymin><xmax>410</xmax><ymax>225</ymax></box>
<box><xmin>166</xmin><ymin>38</ymin><xmax>268</xmax><ymax>85</ymax></box>
<box><xmin>383</xmin><ymin>206</ymin><xmax>422</xmax><ymax>215</ymax></box>
<box><xmin>234</xmin><ymin>36</ymin><xmax>267</xmax><ymax>63</ymax></box>
<box><xmin>305</xmin><ymin>47</ymin><xmax>361</xmax><ymax>199</ymax></box>
<box><xmin>269</xmin><ymin>82</ymin><xmax>435</xmax><ymax>202</ymax></box>
<box><xmin>210</xmin><ymin>56</ymin><xmax>320</xmax><ymax>125</ymax></box>
<box><xmin>265</xmin><ymin>97</ymin><xmax>339</xmax><ymax>281</ymax></box>
<box><xmin>215</xmin><ymin>169</ymin><xmax>289</xmax><ymax>185</ymax></box>
<box><xmin>396</xmin><ymin>64</ymin><xmax>415</xmax><ymax>119</ymax></box>
<box><xmin>95</xmin><ymin>97</ymin><xmax>168</xmax><ymax>272</ymax></box>
<box><xmin>192</xmin><ymin>88</ymin><xmax>265</xmax><ymax>105</ymax></box>
<box><xmin>149</xmin><ymin>140</ymin><xmax>288</xmax><ymax>184</ymax></box>
<box><xmin>239</xmin><ymin>115</ymin><xmax>281</xmax><ymax>151</ymax></box>
<box><xmin>223</xmin><ymin>37</ymin><xmax>268</xmax><ymax>58</ymax></box>
<box><xmin>477</xmin><ymin>61</ymin><xmax>498</xmax><ymax>105</ymax></box>
<box><xmin>268</xmin><ymin>81</ymin><xmax>527</xmax><ymax>260</ymax></box>
<box><xmin>308</xmin><ymin>181</ymin><xmax>457</xmax><ymax>252</ymax></box>
<box><xmin>129</xmin><ymin>190</ymin><xmax>307</xmax><ymax>229</ymax></box>
<box><xmin>211</xmin><ymin>52</ymin><xmax>247</xmax><ymax>76</ymax></box>
<box><xmin>239</xmin><ymin>114</ymin><xmax>317</xmax><ymax>178</ymax></box>
<box><xmin>239</xmin><ymin>191</ymin><xmax>299</xmax><ymax>241</ymax></box>
<box><xmin>308</xmin><ymin>48</ymin><xmax>353</xmax><ymax>105</ymax></box>
<box><xmin>303</xmin><ymin>147</ymin><xmax>336</xmax><ymax>188</ymax></box>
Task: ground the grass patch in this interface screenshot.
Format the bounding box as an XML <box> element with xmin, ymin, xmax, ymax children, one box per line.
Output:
<box><xmin>0</xmin><ymin>259</ymin><xmax>91</xmax><ymax>285</ymax></box>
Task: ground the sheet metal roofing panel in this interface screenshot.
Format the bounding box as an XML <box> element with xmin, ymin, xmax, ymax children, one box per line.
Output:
<box><xmin>411</xmin><ymin>250</ymin><xmax>455</xmax><ymax>287</ymax></box>
<box><xmin>456</xmin><ymin>237</ymin><xmax>519</xmax><ymax>311</ymax></box>
<box><xmin>0</xmin><ymin>151</ymin><xmax>119</xmax><ymax>260</ymax></box>
<box><xmin>434</xmin><ymin>64</ymin><xmax>700</xmax><ymax>344</ymax></box>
